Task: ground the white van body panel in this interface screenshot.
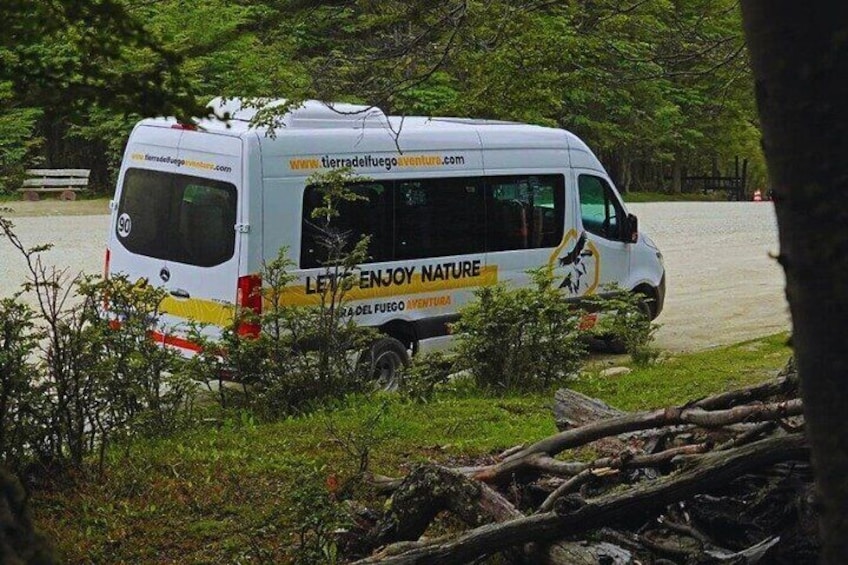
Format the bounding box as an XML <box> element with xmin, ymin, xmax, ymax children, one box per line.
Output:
<box><xmin>107</xmin><ymin>99</ymin><xmax>666</xmax><ymax>354</ymax></box>
<box><xmin>108</xmin><ymin>124</ymin><xmax>244</xmax><ymax>347</ymax></box>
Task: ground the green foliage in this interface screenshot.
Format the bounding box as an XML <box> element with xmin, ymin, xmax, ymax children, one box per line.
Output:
<box><xmin>286</xmin><ymin>464</ymin><xmax>348</xmax><ymax>565</ymax></box>
<box><xmin>86</xmin><ymin>276</ymin><xmax>197</xmax><ymax>439</ymax></box>
<box><xmin>452</xmin><ymin>268</ymin><xmax>587</xmax><ymax>393</ymax></box>
<box><xmin>0</xmin><ymin>299</ymin><xmax>40</xmax><ymax>472</ymax></box>
<box><xmin>186</xmin><ymin>169</ymin><xmax>377</xmax><ymax>419</ymax></box>
<box><xmin>31</xmin><ymin>335</ymin><xmax>792</xmax><ymax>563</ymax></box>
<box><xmin>1</xmin><ymin>0</ymin><xmax>206</xmax><ymax>122</ymax></box>
<box><xmin>0</xmin><ymin>215</ymin><xmax>192</xmax><ymax>478</ymax></box>
<box><xmin>186</xmin><ymin>249</ymin><xmax>374</xmax><ymax>420</ymax></box>
<box><xmin>398</xmin><ymin>351</ymin><xmax>456</xmax><ymax>403</ymax></box>
<box><xmin>586</xmin><ymin>285</ymin><xmax>661</xmax><ymax>366</ymax></box>
<box><xmin>0</xmin><ymin>83</ymin><xmax>42</xmax><ymax>193</ymax></box>
<box><xmin>2</xmin><ymin>0</ymin><xmax>764</xmax><ymax>194</ymax></box>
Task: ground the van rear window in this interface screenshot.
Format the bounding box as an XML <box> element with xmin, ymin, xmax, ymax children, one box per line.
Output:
<box><xmin>116</xmin><ymin>169</ymin><xmax>237</xmax><ymax>267</ymax></box>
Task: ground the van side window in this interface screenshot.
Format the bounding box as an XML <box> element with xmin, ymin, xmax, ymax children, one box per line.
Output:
<box><xmin>301</xmin><ymin>181</ymin><xmax>392</xmax><ymax>268</ymax></box>
<box><xmin>117</xmin><ymin>169</ymin><xmax>237</xmax><ymax>267</ymax></box>
<box><xmin>578</xmin><ymin>175</ymin><xmax>625</xmax><ymax>241</ymax></box>
<box><xmin>487</xmin><ymin>175</ymin><xmax>564</xmax><ymax>251</ymax></box>
<box><xmin>300</xmin><ymin>174</ymin><xmax>564</xmax><ymax>268</ymax></box>
<box><xmin>395</xmin><ymin>178</ymin><xmax>485</xmax><ymax>260</ymax></box>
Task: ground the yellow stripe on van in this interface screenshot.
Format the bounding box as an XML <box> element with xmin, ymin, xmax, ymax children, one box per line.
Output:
<box><xmin>160</xmin><ymin>295</ymin><xmax>235</xmax><ymax>327</ymax></box>
<box><xmin>277</xmin><ymin>264</ymin><xmax>499</xmax><ymax>307</ymax></box>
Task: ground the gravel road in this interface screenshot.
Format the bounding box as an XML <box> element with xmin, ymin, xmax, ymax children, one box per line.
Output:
<box><xmin>0</xmin><ymin>199</ymin><xmax>789</xmax><ymax>352</ymax></box>
<box><xmin>629</xmin><ymin>201</ymin><xmax>788</xmax><ymax>351</ymax></box>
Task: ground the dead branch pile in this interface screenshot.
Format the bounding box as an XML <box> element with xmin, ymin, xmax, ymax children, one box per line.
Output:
<box><xmin>344</xmin><ymin>359</ymin><xmax>818</xmax><ymax>564</ymax></box>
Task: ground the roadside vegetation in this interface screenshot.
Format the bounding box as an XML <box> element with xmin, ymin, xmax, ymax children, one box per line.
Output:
<box><xmin>30</xmin><ymin>333</ymin><xmax>790</xmax><ymax>564</ymax></box>
<box><xmin>2</xmin><ymin>183</ymin><xmax>791</xmax><ymax>562</ymax></box>
<box><xmin>623</xmin><ymin>191</ymin><xmax>731</xmax><ymax>203</ymax></box>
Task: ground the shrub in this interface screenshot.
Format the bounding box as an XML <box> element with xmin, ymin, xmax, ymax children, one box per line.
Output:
<box><xmin>0</xmin><ymin>214</ymin><xmax>193</xmax><ymax>478</ymax></box>
<box><xmin>0</xmin><ymin>299</ymin><xmax>40</xmax><ymax>473</ymax></box>
<box><xmin>586</xmin><ymin>284</ymin><xmax>661</xmax><ymax>365</ymax></box>
<box><xmin>186</xmin><ymin>247</ymin><xmax>376</xmax><ymax>420</ymax></box>
<box><xmin>452</xmin><ymin>268</ymin><xmax>587</xmax><ymax>393</ymax></box>
<box><xmin>397</xmin><ymin>351</ymin><xmax>456</xmax><ymax>403</ymax></box>
<box><xmin>186</xmin><ymin>169</ymin><xmax>377</xmax><ymax>419</ymax></box>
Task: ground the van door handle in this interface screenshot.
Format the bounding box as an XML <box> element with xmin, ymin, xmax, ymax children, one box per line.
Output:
<box><xmin>169</xmin><ymin>288</ymin><xmax>190</xmax><ymax>299</ymax></box>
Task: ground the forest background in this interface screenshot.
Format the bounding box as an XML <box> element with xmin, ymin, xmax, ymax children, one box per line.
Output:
<box><xmin>0</xmin><ymin>0</ymin><xmax>762</xmax><ymax>197</ymax></box>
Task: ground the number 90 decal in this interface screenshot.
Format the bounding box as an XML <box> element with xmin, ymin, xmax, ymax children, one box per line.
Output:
<box><xmin>117</xmin><ymin>213</ymin><xmax>132</xmax><ymax>238</ymax></box>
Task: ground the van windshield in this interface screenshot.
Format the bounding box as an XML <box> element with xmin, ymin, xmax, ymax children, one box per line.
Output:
<box><xmin>116</xmin><ymin>168</ymin><xmax>237</xmax><ymax>267</ymax></box>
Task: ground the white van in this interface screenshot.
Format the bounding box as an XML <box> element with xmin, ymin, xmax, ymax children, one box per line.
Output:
<box><xmin>106</xmin><ymin>98</ymin><xmax>665</xmax><ymax>375</ymax></box>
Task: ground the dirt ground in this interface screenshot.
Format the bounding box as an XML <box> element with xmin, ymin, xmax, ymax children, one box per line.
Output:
<box><xmin>1</xmin><ymin>198</ymin><xmax>110</xmax><ymax>217</ymax></box>
<box><xmin>630</xmin><ymin>201</ymin><xmax>789</xmax><ymax>351</ymax></box>
<box><xmin>0</xmin><ymin>198</ymin><xmax>789</xmax><ymax>353</ymax></box>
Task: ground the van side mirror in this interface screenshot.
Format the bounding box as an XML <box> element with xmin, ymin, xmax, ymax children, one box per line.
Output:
<box><xmin>625</xmin><ymin>213</ymin><xmax>638</xmax><ymax>243</ymax></box>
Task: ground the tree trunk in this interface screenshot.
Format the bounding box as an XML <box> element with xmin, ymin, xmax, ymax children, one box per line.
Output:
<box><xmin>671</xmin><ymin>157</ymin><xmax>683</xmax><ymax>193</ymax></box>
<box><xmin>740</xmin><ymin>3</ymin><xmax>848</xmax><ymax>563</ymax></box>
<box><xmin>615</xmin><ymin>153</ymin><xmax>632</xmax><ymax>194</ymax></box>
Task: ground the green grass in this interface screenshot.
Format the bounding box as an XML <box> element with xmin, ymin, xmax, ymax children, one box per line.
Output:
<box><xmin>574</xmin><ymin>333</ymin><xmax>791</xmax><ymax>410</ymax></box>
<box><xmin>31</xmin><ymin>333</ymin><xmax>791</xmax><ymax>564</ymax></box>
<box><xmin>0</xmin><ymin>192</ymin><xmax>110</xmax><ymax>202</ymax></box>
<box><xmin>623</xmin><ymin>190</ymin><xmax>727</xmax><ymax>203</ymax></box>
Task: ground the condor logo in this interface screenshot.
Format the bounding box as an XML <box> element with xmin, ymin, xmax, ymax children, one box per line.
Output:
<box><xmin>549</xmin><ymin>229</ymin><xmax>600</xmax><ymax>296</ymax></box>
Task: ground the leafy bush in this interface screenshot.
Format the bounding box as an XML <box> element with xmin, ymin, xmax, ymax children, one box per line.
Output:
<box><xmin>0</xmin><ymin>83</ymin><xmax>43</xmax><ymax>194</ymax></box>
<box><xmin>452</xmin><ymin>268</ymin><xmax>587</xmax><ymax>393</ymax></box>
<box><xmin>0</xmin><ymin>215</ymin><xmax>193</xmax><ymax>478</ymax></box>
<box><xmin>0</xmin><ymin>299</ymin><xmax>40</xmax><ymax>472</ymax></box>
<box><xmin>186</xmin><ymin>169</ymin><xmax>378</xmax><ymax>419</ymax></box>
<box><xmin>450</xmin><ymin>274</ymin><xmax>662</xmax><ymax>393</ymax></box>
<box><xmin>186</xmin><ymin>247</ymin><xmax>376</xmax><ymax>420</ymax></box>
<box><xmin>397</xmin><ymin>351</ymin><xmax>456</xmax><ymax>403</ymax></box>
<box><xmin>586</xmin><ymin>285</ymin><xmax>661</xmax><ymax>366</ymax></box>
<box><xmin>286</xmin><ymin>464</ymin><xmax>349</xmax><ymax>565</ymax></box>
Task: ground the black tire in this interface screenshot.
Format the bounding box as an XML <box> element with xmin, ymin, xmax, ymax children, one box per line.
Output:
<box><xmin>635</xmin><ymin>291</ymin><xmax>655</xmax><ymax>320</ymax></box>
<box><xmin>364</xmin><ymin>337</ymin><xmax>410</xmax><ymax>391</ymax></box>
<box><xmin>599</xmin><ymin>335</ymin><xmax>628</xmax><ymax>355</ymax></box>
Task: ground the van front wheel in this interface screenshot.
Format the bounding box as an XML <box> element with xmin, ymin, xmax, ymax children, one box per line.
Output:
<box><xmin>364</xmin><ymin>337</ymin><xmax>410</xmax><ymax>391</ymax></box>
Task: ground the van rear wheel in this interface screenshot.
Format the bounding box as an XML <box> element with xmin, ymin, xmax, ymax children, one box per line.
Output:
<box><xmin>364</xmin><ymin>337</ymin><xmax>410</xmax><ymax>391</ymax></box>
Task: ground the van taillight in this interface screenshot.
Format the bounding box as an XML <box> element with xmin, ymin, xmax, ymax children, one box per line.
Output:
<box><xmin>236</xmin><ymin>274</ymin><xmax>262</xmax><ymax>337</ymax></box>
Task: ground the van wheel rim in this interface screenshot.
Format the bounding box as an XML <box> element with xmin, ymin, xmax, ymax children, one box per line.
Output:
<box><xmin>374</xmin><ymin>350</ymin><xmax>402</xmax><ymax>391</ymax></box>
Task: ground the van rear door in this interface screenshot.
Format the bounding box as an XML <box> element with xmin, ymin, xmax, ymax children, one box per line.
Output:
<box><xmin>109</xmin><ymin>126</ymin><xmax>243</xmax><ymax>349</ymax></box>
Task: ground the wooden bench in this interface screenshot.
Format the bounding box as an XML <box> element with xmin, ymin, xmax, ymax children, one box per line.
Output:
<box><xmin>19</xmin><ymin>169</ymin><xmax>90</xmax><ymax>201</ymax></box>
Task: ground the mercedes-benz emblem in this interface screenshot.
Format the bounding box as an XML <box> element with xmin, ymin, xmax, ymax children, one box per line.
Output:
<box><xmin>159</xmin><ymin>267</ymin><xmax>171</xmax><ymax>282</ymax></box>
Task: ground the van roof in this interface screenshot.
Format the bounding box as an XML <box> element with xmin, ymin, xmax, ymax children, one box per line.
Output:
<box><xmin>141</xmin><ymin>97</ymin><xmax>561</xmax><ymax>136</ymax></box>
<box><xmin>135</xmin><ymin>98</ymin><xmax>600</xmax><ymax>166</ymax></box>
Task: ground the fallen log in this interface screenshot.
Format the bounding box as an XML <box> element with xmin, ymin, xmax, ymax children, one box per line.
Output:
<box><xmin>353</xmin><ymin>433</ymin><xmax>808</xmax><ymax>565</ymax></box>
<box><xmin>366</xmin><ymin>465</ymin><xmax>633</xmax><ymax>564</ymax></box>
<box><xmin>553</xmin><ymin>388</ymin><xmax>625</xmax><ymax>430</ymax></box>
<box><xmin>474</xmin><ymin>399</ymin><xmax>803</xmax><ymax>484</ymax></box>
<box><xmin>530</xmin><ymin>442</ymin><xmax>711</xmax><ymax>479</ymax></box>
<box><xmin>693</xmin><ymin>365</ymin><xmax>799</xmax><ymax>411</ymax></box>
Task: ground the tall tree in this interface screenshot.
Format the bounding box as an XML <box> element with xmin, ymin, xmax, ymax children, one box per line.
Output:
<box><xmin>1</xmin><ymin>0</ymin><xmax>204</xmax><ymax>120</ymax></box>
<box><xmin>741</xmin><ymin>2</ymin><xmax>848</xmax><ymax>562</ymax></box>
